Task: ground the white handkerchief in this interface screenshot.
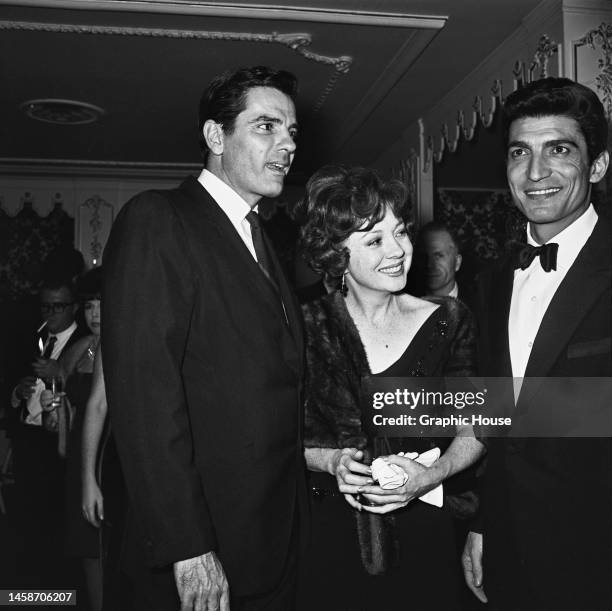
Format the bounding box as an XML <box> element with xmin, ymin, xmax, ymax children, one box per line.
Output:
<box><xmin>25</xmin><ymin>378</ymin><xmax>45</xmax><ymax>426</ymax></box>
<box><xmin>376</xmin><ymin>447</ymin><xmax>443</xmax><ymax>507</ymax></box>
<box><xmin>371</xmin><ymin>458</ymin><xmax>408</xmax><ymax>489</ymax></box>
<box><xmin>402</xmin><ymin>447</ymin><xmax>443</xmax><ymax>507</ymax></box>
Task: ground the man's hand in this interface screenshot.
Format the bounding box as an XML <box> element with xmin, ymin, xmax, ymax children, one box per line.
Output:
<box><xmin>174</xmin><ymin>551</ymin><xmax>230</xmax><ymax>611</ymax></box>
<box><xmin>462</xmin><ymin>531</ymin><xmax>488</xmax><ymax>603</ymax></box>
<box><xmin>16</xmin><ymin>376</ymin><xmax>37</xmax><ymax>401</ymax></box>
<box><xmin>32</xmin><ymin>358</ymin><xmax>61</xmax><ymax>380</ymax></box>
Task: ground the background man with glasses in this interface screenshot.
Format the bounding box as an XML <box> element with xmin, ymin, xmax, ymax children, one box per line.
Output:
<box><xmin>9</xmin><ymin>277</ymin><xmax>87</xmax><ymax>586</ymax></box>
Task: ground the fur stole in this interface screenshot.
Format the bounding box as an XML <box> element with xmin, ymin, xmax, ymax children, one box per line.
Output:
<box><xmin>302</xmin><ymin>292</ymin><xmax>396</xmax><ymax>574</ymax></box>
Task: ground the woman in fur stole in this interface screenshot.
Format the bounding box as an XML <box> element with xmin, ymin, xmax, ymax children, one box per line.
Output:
<box><xmin>295</xmin><ymin>165</ymin><xmax>485</xmax><ymax>610</ymax></box>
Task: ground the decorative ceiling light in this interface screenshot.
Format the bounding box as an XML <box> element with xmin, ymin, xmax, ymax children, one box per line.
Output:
<box><xmin>20</xmin><ymin>98</ymin><xmax>105</xmax><ymax>125</ymax></box>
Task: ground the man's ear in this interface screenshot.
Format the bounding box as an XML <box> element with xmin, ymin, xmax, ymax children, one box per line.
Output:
<box><xmin>590</xmin><ymin>150</ymin><xmax>610</xmax><ymax>184</ymax></box>
<box><xmin>202</xmin><ymin>120</ymin><xmax>224</xmax><ymax>156</ymax></box>
<box><xmin>455</xmin><ymin>253</ymin><xmax>462</xmax><ymax>273</ymax></box>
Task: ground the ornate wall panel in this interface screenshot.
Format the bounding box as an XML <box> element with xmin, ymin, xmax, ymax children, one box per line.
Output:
<box><xmin>0</xmin><ymin>174</ymin><xmax>181</xmax><ymax>300</ymax></box>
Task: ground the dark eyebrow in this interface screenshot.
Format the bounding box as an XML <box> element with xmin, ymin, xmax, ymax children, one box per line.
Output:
<box><xmin>507</xmin><ymin>138</ymin><xmax>579</xmax><ymax>150</ymax></box>
<box><xmin>507</xmin><ymin>140</ymin><xmax>529</xmax><ymax>150</ymax></box>
<box><xmin>249</xmin><ymin>115</ymin><xmax>299</xmax><ymax>131</ymax></box>
<box><xmin>545</xmin><ymin>138</ymin><xmax>579</xmax><ymax>149</ymax></box>
<box><xmin>357</xmin><ymin>227</ymin><xmax>382</xmax><ymax>236</ymax></box>
<box><xmin>249</xmin><ymin>114</ymin><xmax>282</xmax><ymax>125</ymax></box>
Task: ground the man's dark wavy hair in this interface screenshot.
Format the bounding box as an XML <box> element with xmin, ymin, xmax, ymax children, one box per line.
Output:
<box><xmin>198</xmin><ymin>66</ymin><xmax>298</xmax><ymax>159</ymax></box>
<box><xmin>502</xmin><ymin>77</ymin><xmax>608</xmax><ymax>163</ymax></box>
<box><xmin>295</xmin><ymin>165</ymin><xmax>409</xmax><ymax>279</ymax></box>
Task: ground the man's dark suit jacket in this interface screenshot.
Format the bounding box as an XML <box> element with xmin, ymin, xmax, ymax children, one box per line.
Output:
<box><xmin>102</xmin><ymin>176</ymin><xmax>306</xmax><ymax>598</ymax></box>
<box><xmin>476</xmin><ymin>217</ymin><xmax>612</xmax><ymax>610</ymax></box>
<box><xmin>11</xmin><ymin>321</ymin><xmax>88</xmax><ymax>554</ymax></box>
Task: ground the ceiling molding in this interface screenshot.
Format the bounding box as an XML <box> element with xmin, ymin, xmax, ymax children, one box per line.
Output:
<box><xmin>1</xmin><ymin>1</ymin><xmax>448</xmax><ymax>29</ymax></box>
<box><xmin>0</xmin><ymin>158</ymin><xmax>202</xmax><ymax>178</ymax></box>
<box><xmin>333</xmin><ymin>28</ymin><xmax>441</xmax><ymax>153</ymax></box>
<box><xmin>0</xmin><ymin>20</ymin><xmax>351</xmax><ymax>72</ymax></box>
<box><xmin>0</xmin><ymin>20</ymin><xmax>353</xmax><ymax>112</ymax></box>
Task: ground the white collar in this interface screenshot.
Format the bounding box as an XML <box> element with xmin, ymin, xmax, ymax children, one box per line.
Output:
<box><xmin>50</xmin><ymin>321</ymin><xmax>77</xmax><ymax>341</ymax></box>
<box><xmin>197</xmin><ymin>168</ymin><xmax>257</xmax><ymax>223</ymax></box>
<box><xmin>526</xmin><ymin>204</ymin><xmax>597</xmax><ymax>272</ymax></box>
<box><xmin>448</xmin><ymin>282</ymin><xmax>459</xmax><ymax>299</ymax></box>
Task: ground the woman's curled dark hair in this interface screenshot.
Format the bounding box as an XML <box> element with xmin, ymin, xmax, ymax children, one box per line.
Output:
<box><xmin>77</xmin><ymin>266</ymin><xmax>103</xmax><ymax>302</ymax></box>
<box><xmin>295</xmin><ymin>165</ymin><xmax>409</xmax><ymax>278</ymax></box>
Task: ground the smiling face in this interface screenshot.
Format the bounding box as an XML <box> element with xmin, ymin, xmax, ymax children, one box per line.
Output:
<box><xmin>506</xmin><ymin>115</ymin><xmax>609</xmax><ymax>243</ymax></box>
<box><xmin>422</xmin><ymin>230</ymin><xmax>461</xmax><ymax>296</ymax></box>
<box><xmin>344</xmin><ymin>207</ymin><xmax>411</xmax><ymax>296</ymax></box>
<box><xmin>83</xmin><ymin>299</ymin><xmax>101</xmax><ymax>336</ymax></box>
<box><xmin>204</xmin><ymin>86</ymin><xmax>298</xmax><ymax>207</ymax></box>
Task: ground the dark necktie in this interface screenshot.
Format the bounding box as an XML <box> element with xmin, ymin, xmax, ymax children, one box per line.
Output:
<box><xmin>42</xmin><ymin>335</ymin><xmax>57</xmax><ymax>359</ymax></box>
<box><xmin>512</xmin><ymin>242</ymin><xmax>559</xmax><ymax>272</ymax></box>
<box><xmin>246</xmin><ymin>211</ymin><xmax>280</xmax><ymax>291</ymax></box>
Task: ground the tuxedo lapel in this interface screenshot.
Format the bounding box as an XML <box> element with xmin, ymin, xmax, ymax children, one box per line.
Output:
<box><xmin>519</xmin><ymin>219</ymin><xmax>611</xmax><ymax>408</ymax></box>
<box><xmin>525</xmin><ymin>220</ymin><xmax>610</xmax><ymax>378</ymax></box>
<box><xmin>485</xmin><ymin>259</ymin><xmax>515</xmax><ymax>377</ymax></box>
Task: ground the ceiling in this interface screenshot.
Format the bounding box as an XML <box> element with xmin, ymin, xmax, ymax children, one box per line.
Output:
<box><xmin>0</xmin><ymin>0</ymin><xmax>544</xmax><ymax>180</ymax></box>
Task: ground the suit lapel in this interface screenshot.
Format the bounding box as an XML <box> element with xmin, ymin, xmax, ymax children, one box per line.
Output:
<box><xmin>180</xmin><ymin>178</ymin><xmax>284</xmax><ymax>310</ymax></box>
<box><xmin>178</xmin><ymin>177</ymin><xmax>302</xmax><ymax>370</ymax></box>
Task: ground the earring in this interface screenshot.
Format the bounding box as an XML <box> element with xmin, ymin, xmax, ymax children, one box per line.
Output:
<box><xmin>340</xmin><ymin>273</ymin><xmax>348</xmax><ymax>297</ymax></box>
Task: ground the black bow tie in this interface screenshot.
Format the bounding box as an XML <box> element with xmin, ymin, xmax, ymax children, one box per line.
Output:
<box><xmin>512</xmin><ymin>242</ymin><xmax>559</xmax><ymax>272</ymax></box>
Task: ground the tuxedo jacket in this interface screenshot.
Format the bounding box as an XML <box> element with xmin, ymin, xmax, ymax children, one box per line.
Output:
<box><xmin>102</xmin><ymin>176</ymin><xmax>306</xmax><ymax>597</ymax></box>
<box><xmin>476</xmin><ymin>217</ymin><xmax>612</xmax><ymax>610</ymax></box>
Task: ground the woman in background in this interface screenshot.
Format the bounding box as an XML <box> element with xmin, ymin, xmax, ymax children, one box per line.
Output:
<box><xmin>296</xmin><ymin>166</ymin><xmax>485</xmax><ymax>610</ymax></box>
<box><xmin>42</xmin><ymin>267</ymin><xmax>102</xmax><ymax>611</ymax></box>
<box><xmin>81</xmin><ymin>348</ymin><xmax>126</xmax><ymax>611</ymax></box>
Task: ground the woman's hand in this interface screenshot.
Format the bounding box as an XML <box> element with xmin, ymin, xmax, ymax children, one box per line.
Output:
<box><xmin>329</xmin><ymin>448</ymin><xmax>373</xmax><ymax>510</ymax></box>
<box><xmin>359</xmin><ymin>455</ymin><xmax>438</xmax><ymax>514</ymax></box>
<box><xmin>82</xmin><ymin>478</ymin><xmax>104</xmax><ymax>527</ymax></box>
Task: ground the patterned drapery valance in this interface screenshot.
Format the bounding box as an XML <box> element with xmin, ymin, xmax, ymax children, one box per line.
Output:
<box><xmin>0</xmin><ymin>202</ymin><xmax>74</xmax><ymax>301</ymax></box>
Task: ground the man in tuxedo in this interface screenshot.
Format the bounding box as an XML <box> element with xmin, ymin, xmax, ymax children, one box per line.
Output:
<box><xmin>462</xmin><ymin>78</ymin><xmax>611</xmax><ymax>610</ymax></box>
<box><xmin>102</xmin><ymin>66</ymin><xmax>306</xmax><ymax>610</ymax></box>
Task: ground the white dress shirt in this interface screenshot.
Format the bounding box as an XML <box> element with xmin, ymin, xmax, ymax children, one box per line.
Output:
<box><xmin>47</xmin><ymin>321</ymin><xmax>77</xmax><ymax>361</ymax></box>
<box><xmin>198</xmin><ymin>169</ymin><xmax>259</xmax><ymax>262</ymax></box>
<box><xmin>509</xmin><ymin>204</ymin><xmax>598</xmax><ymax>382</ymax></box>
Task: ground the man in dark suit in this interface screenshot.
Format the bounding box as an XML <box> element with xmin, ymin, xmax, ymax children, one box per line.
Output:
<box><xmin>462</xmin><ymin>78</ymin><xmax>611</xmax><ymax>610</ymax></box>
<box><xmin>102</xmin><ymin>66</ymin><xmax>305</xmax><ymax>610</ymax></box>
<box><xmin>415</xmin><ymin>221</ymin><xmax>463</xmax><ymax>297</ymax></box>
<box><xmin>10</xmin><ymin>277</ymin><xmax>87</xmax><ymax>584</ymax></box>
<box><xmin>409</xmin><ymin>220</ymin><xmax>481</xmax><ymax>315</ymax></box>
